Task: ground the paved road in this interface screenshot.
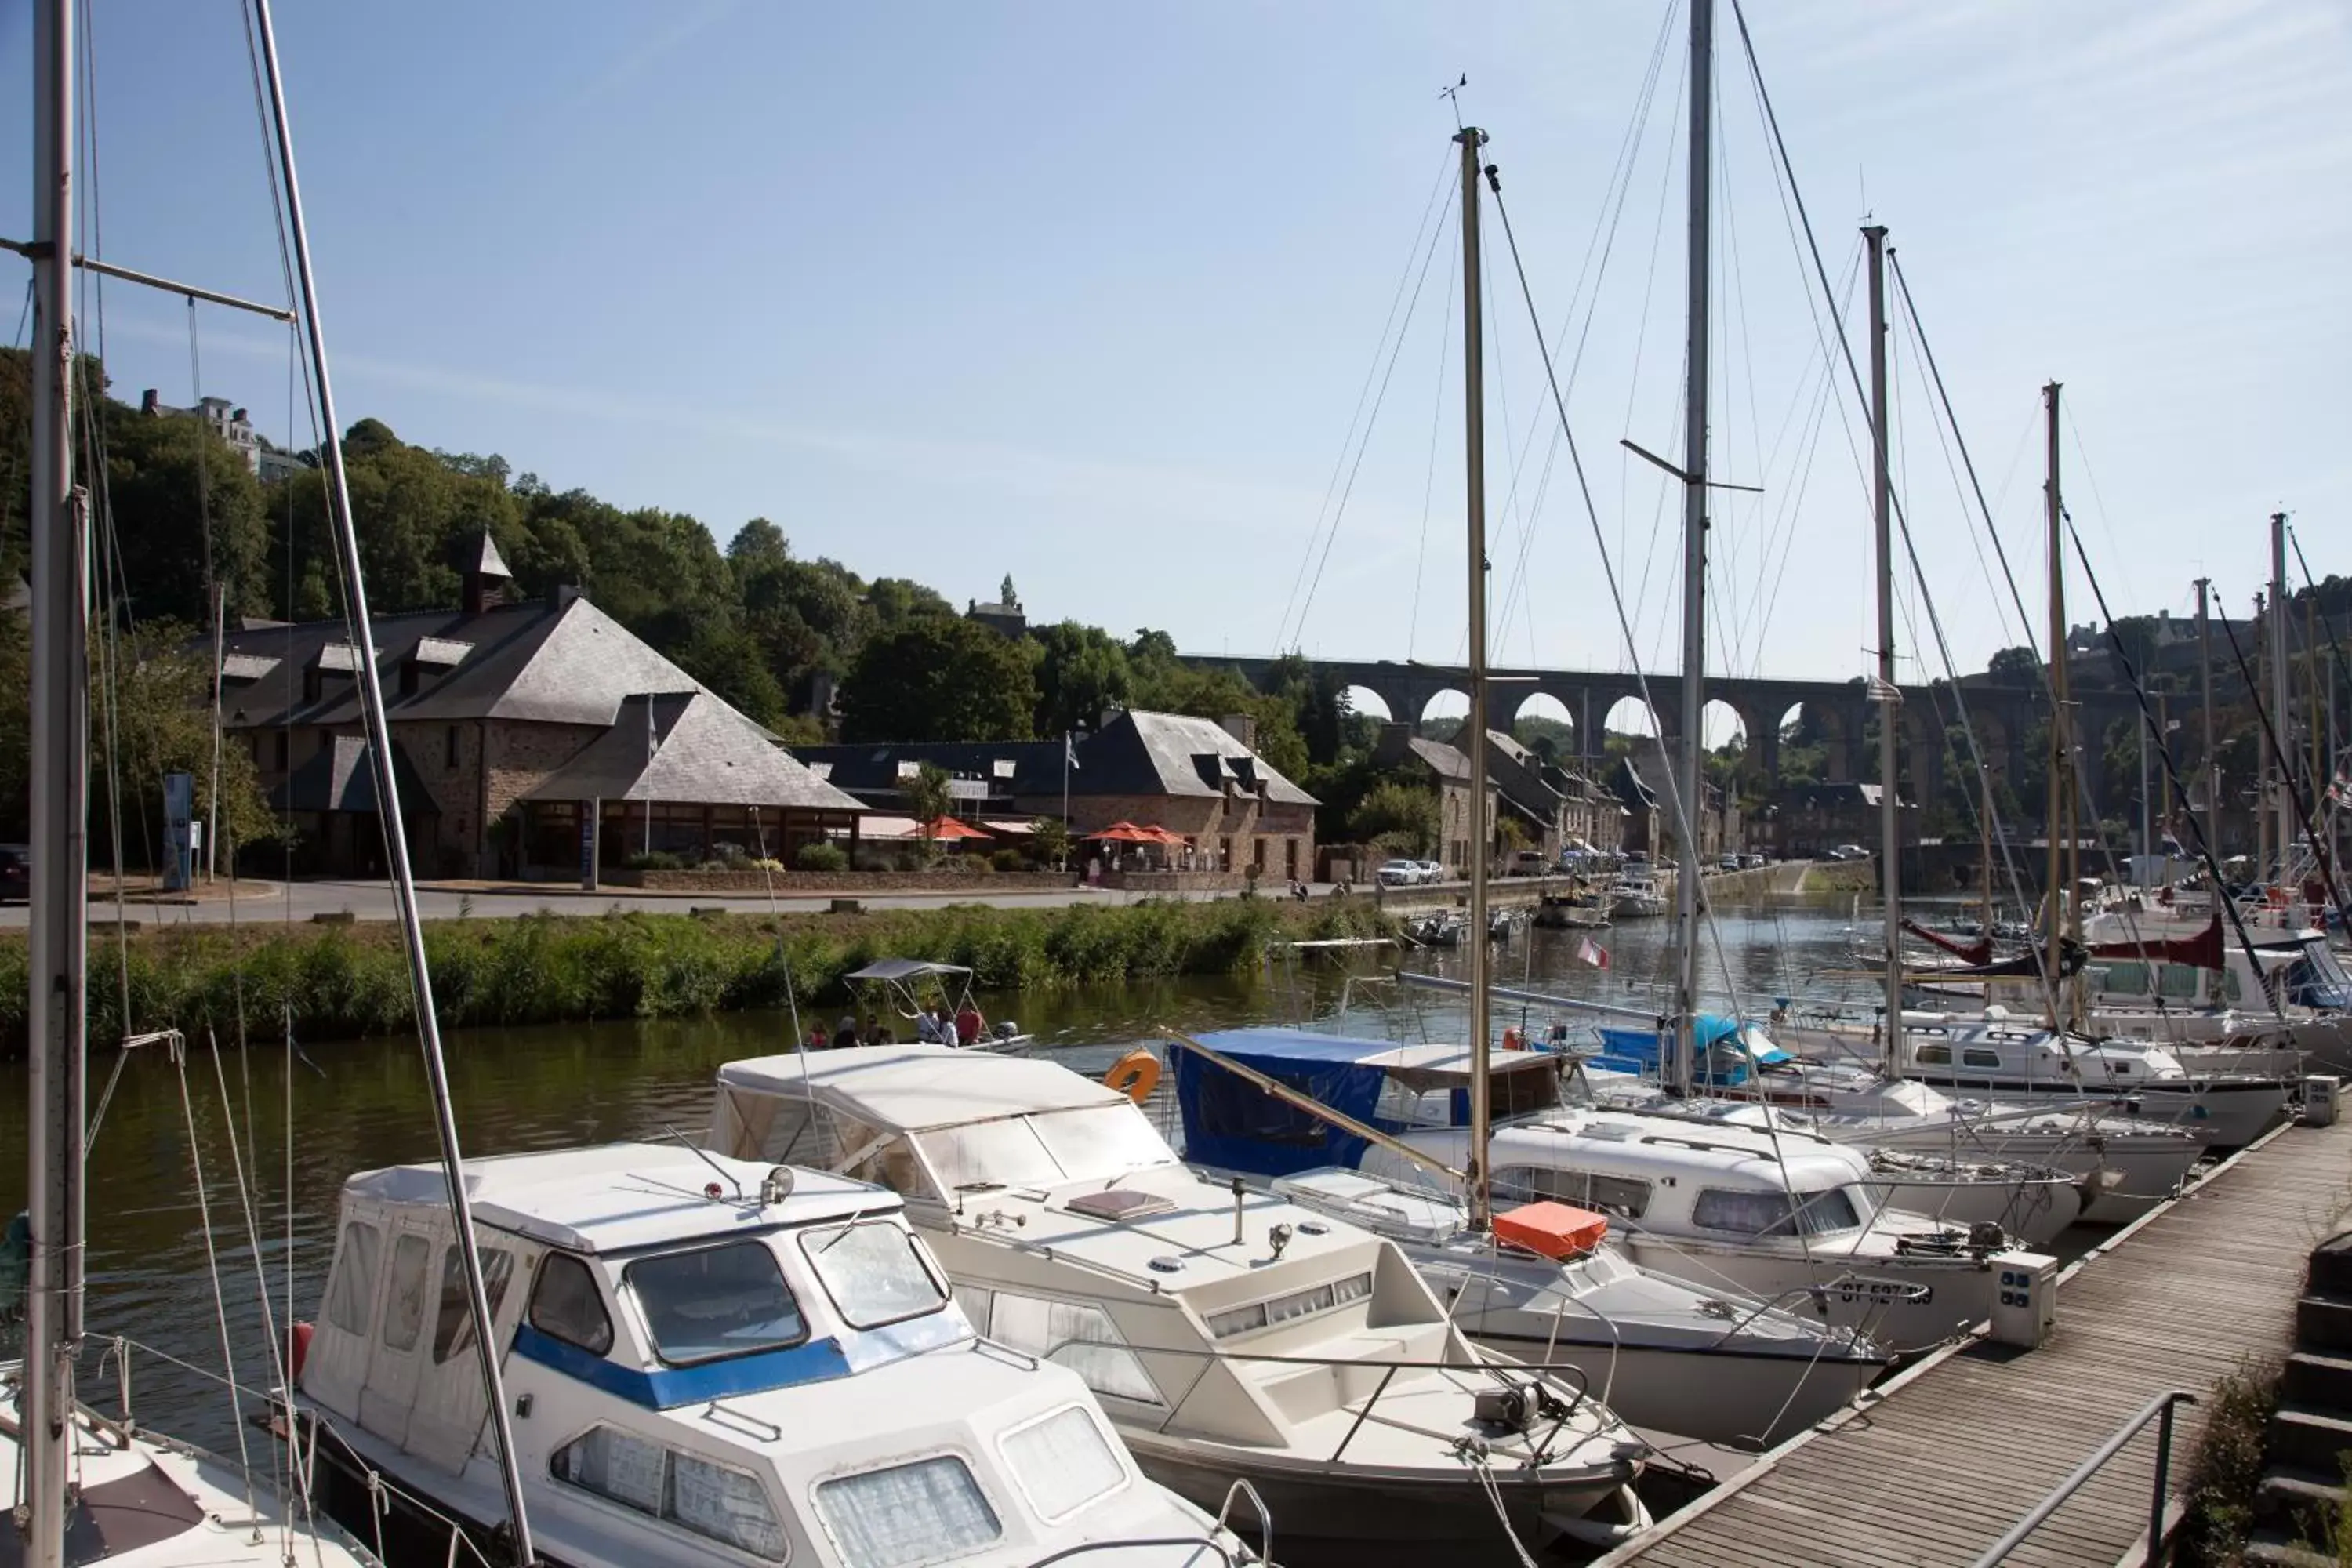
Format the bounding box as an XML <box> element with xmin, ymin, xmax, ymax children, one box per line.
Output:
<box><xmin>0</xmin><ymin>877</ymin><xmax>1311</xmax><ymax>927</ymax></box>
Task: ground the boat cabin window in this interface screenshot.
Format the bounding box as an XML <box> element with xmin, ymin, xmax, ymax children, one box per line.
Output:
<box><xmin>1000</xmin><ymin>1405</ymin><xmax>1127</xmax><ymax>1524</ymax></box>
<box><xmin>1961</xmin><ymin>1048</ymin><xmax>2002</xmax><ymax>1069</ymax></box>
<box><xmin>958</xmin><ymin>1287</ymin><xmax>1161</xmax><ymax>1406</ymax></box>
<box><xmin>434</xmin><ymin>1246</ymin><xmax>516</xmax><ymax>1364</ymax></box>
<box><xmin>325</xmin><ymin>1220</ymin><xmax>382</xmax><ymax>1335</ymax></box>
<box><xmin>799</xmin><ymin>1222</ymin><xmax>947</xmax><ymax>1330</ymax></box>
<box><xmin>1691</xmin><ymin>1186</ymin><xmax>1864</xmax><ymax>1238</ymax></box>
<box><xmin>2158</xmin><ymin>964</ymin><xmax>2201</xmax><ymax>1000</ymax></box>
<box><xmin>816</xmin><ymin>1454</ymin><xmax>1000</xmax><ymax>1568</ymax></box>
<box><xmin>626</xmin><ymin>1240</ymin><xmax>806</xmax><ymax>1366</ymax></box>
<box><xmin>2100</xmin><ymin>962</ymin><xmax>2152</xmax><ymax>997</ymax></box>
<box><xmin>529</xmin><ymin>1253</ymin><xmax>615</xmax><ymax>1356</ymax></box>
<box><xmin>1204</xmin><ymin>1272</ymin><xmax>1374</xmax><ymax>1340</ymax></box>
<box><xmin>1914</xmin><ymin>1044</ymin><xmax>1951</xmax><ymax>1066</ymax></box>
<box><xmin>550</xmin><ymin>1425</ymin><xmax>788</xmax><ymax>1560</ymax></box>
<box><xmin>383</xmin><ymin>1233</ymin><xmax>432</xmax><ymax>1352</ymax></box>
<box><xmin>916</xmin><ymin>1103</ymin><xmax>1174</xmax><ymax>1192</ymax></box>
<box><xmin>1491</xmin><ymin>1165</ymin><xmax>1652</xmax><ymax>1220</ymax></box>
<box><xmin>2223</xmin><ymin>967</ymin><xmax>2242</xmax><ymax>1002</ymax></box>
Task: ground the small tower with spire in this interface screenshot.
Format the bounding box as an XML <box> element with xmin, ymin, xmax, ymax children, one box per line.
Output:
<box><xmin>461</xmin><ymin>531</ymin><xmax>514</xmax><ymax>616</ymax></box>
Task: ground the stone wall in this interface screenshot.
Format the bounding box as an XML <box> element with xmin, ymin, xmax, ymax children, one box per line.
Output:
<box><xmin>485</xmin><ymin>720</ymin><xmax>604</xmax><ymax>872</ymax></box>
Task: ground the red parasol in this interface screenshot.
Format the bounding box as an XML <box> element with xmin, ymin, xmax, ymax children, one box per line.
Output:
<box><xmin>920</xmin><ymin>817</ymin><xmax>992</xmax><ymax>841</ymax></box>
<box><xmin>1087</xmin><ymin>822</ymin><xmax>1160</xmax><ymax>843</ymax></box>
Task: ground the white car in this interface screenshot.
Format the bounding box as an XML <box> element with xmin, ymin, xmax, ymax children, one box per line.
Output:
<box><xmin>1376</xmin><ymin>858</ymin><xmax>1423</xmax><ymax>887</ymax></box>
<box><xmin>1415</xmin><ymin>859</ymin><xmax>1447</xmax><ymax>884</ymax></box>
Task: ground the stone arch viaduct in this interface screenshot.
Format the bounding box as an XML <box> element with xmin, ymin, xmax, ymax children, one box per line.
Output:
<box><xmin>1185</xmin><ymin>653</ymin><xmax>2150</xmax><ymax>811</ymax></box>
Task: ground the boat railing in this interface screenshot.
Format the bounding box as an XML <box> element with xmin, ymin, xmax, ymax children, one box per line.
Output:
<box><xmin>1022</xmin><ymin>1540</ymin><xmax>1245</xmax><ymax>1566</ymax></box>
<box><xmin>1065</xmin><ymin>1338</ymin><xmax>1601</xmax><ymax>1467</ymax></box>
<box><xmin>1700</xmin><ymin>1282</ymin><xmax>1893</xmax><ymax>1356</ymax></box>
<box><xmin>1965</xmin><ymin>1388</ymin><xmax>2196</xmax><ymax>1568</ymax></box>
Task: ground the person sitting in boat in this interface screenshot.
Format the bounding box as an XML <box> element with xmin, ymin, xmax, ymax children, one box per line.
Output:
<box><xmin>830</xmin><ymin>1014</ymin><xmax>859</xmax><ymax>1049</ymax></box>
<box><xmin>862</xmin><ymin>1011</ymin><xmax>894</xmax><ymax>1046</ymax></box>
<box><xmin>804</xmin><ymin>1022</ymin><xmax>829</xmax><ymax>1050</ymax></box>
<box><xmin>916</xmin><ymin>1003</ymin><xmax>953</xmax><ymax>1044</ymax></box>
<box><xmin>956</xmin><ymin>1000</ymin><xmax>985</xmax><ymax>1045</ymax></box>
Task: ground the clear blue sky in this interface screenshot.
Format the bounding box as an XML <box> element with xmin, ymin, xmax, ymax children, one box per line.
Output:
<box><xmin>5</xmin><ymin>2</ymin><xmax>2346</xmax><ymax>725</ymax></box>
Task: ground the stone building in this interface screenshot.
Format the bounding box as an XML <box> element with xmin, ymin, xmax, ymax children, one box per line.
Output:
<box><xmin>1370</xmin><ymin>724</ymin><xmax>1486</xmax><ymax>873</ymax></box>
<box><xmin>1618</xmin><ymin>744</ymin><xmax>1742</xmax><ymax>862</ymax></box>
<box><xmin>216</xmin><ymin>535</ymin><xmax>861</xmax><ymax>877</ymax></box>
<box><xmin>139</xmin><ymin>389</ymin><xmax>309</xmax><ymax>481</ymax></box>
<box><xmin>800</xmin><ymin>709</ymin><xmax>1319</xmax><ymax>884</ymax></box>
<box><xmin>1766</xmin><ymin>781</ymin><xmax>1915</xmax><ymax>860</ymax></box>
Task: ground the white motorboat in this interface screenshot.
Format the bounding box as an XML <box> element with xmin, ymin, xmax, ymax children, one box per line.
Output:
<box><xmin>1359</xmin><ymin>1108</ymin><xmax>2047</xmax><ymax>1354</ymax></box>
<box><xmin>1608</xmin><ymin>878</ymin><xmax>1666</xmax><ymax>920</ymax></box>
<box><xmin>292</xmin><ymin>1144</ymin><xmax>1250</xmax><ymax>1567</ymax></box>
<box><xmin>710</xmin><ymin>1047</ymin><xmax>1654</xmax><ymax>1551</ymax></box>
<box><xmin>847</xmin><ymin>958</ymin><xmax>1032</xmax><ymax>1048</ymax></box>
<box><xmin>1264</xmin><ymin>1167</ymin><xmax>1892</xmax><ymax>1448</ymax></box>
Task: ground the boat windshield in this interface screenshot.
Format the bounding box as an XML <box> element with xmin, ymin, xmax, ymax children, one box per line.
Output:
<box><xmin>916</xmin><ymin>1103</ymin><xmax>1178</xmax><ymax>1191</ymax></box>
<box><xmin>799</xmin><ymin>1221</ymin><xmax>949</xmax><ymax>1329</ymax></box>
<box><xmin>2288</xmin><ymin>941</ymin><xmax>2352</xmax><ymax>1009</ymax></box>
<box><xmin>624</xmin><ymin>1240</ymin><xmax>807</xmax><ymax>1365</ymax></box>
<box><xmin>1690</xmin><ymin>1185</ymin><xmax>1866</xmax><ymax>1239</ymax></box>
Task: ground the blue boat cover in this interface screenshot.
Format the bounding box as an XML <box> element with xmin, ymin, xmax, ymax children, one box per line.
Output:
<box><xmin>1177</xmin><ymin>1029</ymin><xmax>1407</xmax><ymax>1177</ymax></box>
<box><xmin>1589</xmin><ymin>1014</ymin><xmax>1789</xmax><ymax>1087</ymax></box>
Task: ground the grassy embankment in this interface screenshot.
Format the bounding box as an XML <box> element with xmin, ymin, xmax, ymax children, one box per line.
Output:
<box><xmin>0</xmin><ymin>898</ymin><xmax>1396</xmax><ymax>1054</ymax></box>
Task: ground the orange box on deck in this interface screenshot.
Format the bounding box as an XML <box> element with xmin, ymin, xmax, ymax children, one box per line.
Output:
<box><xmin>1492</xmin><ymin>1201</ymin><xmax>1609</xmax><ymax>1261</ymax></box>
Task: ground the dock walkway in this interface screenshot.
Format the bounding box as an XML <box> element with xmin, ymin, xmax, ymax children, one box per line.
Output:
<box><xmin>1599</xmin><ymin>1115</ymin><xmax>2352</xmax><ymax>1568</ymax></box>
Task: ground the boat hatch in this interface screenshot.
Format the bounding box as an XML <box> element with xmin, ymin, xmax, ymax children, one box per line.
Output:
<box><xmin>1064</xmin><ymin>1189</ymin><xmax>1178</xmax><ymax>1222</ymax></box>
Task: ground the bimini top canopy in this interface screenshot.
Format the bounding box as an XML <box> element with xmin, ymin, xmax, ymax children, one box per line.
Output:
<box><xmin>844</xmin><ymin>958</ymin><xmax>976</xmax><ymax>985</ymax></box>
<box><xmin>717</xmin><ymin>1044</ymin><xmax>1126</xmax><ymax>1134</ymax></box>
<box><xmin>1178</xmin><ymin>1028</ymin><xmax>1563</xmax><ymax>1179</ymax></box>
<box><xmin>339</xmin><ymin>1143</ymin><xmax>884</xmax><ymax>1254</ymax></box>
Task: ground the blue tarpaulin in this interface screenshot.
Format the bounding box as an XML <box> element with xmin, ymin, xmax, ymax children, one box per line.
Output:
<box><xmin>1590</xmin><ymin>1014</ymin><xmax>1788</xmax><ymax>1087</ymax></box>
<box><xmin>1175</xmin><ymin>1029</ymin><xmax>1402</xmax><ymax>1178</ymax></box>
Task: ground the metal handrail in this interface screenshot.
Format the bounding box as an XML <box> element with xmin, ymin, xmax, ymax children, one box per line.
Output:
<box><xmin>1216</xmin><ymin>1478</ymin><xmax>1272</xmax><ymax>1563</ymax></box>
<box><xmin>1966</xmin><ymin>1388</ymin><xmax>2197</xmax><ymax>1568</ymax></box>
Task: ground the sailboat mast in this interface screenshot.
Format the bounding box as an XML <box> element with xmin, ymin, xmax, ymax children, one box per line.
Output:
<box><xmin>2272</xmin><ymin>512</ymin><xmax>2294</xmax><ymax>877</ymax></box>
<box><xmin>2042</xmin><ymin>381</ymin><xmax>2067</xmax><ymax>1014</ymax></box>
<box><xmin>248</xmin><ymin>2</ymin><xmax>539</xmax><ymax>1558</ymax></box>
<box><xmin>24</xmin><ymin>0</ymin><xmax>86</xmax><ymax>1559</ymax></box>
<box><xmin>2198</xmin><ymin>576</ymin><xmax>2218</xmax><ymax>861</ymax></box>
<box><xmin>1672</xmin><ymin>0</ymin><xmax>1715</xmax><ymax>1098</ymax></box>
<box><xmin>1457</xmin><ymin>124</ymin><xmax>1494</xmax><ymax>1232</ymax></box>
<box><xmin>1864</xmin><ymin>225</ymin><xmax>1901</xmax><ymax>1074</ymax></box>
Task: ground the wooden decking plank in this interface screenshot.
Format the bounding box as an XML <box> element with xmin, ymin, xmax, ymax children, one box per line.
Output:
<box><xmin>1601</xmin><ymin>1117</ymin><xmax>2352</xmax><ymax>1568</ymax></box>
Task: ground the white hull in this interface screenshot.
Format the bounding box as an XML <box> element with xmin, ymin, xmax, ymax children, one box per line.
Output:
<box><xmin>1860</xmin><ymin>1172</ymin><xmax>2082</xmax><ymax>1246</ymax></box>
<box><xmin>1858</xmin><ymin>1123</ymin><xmax>2202</xmax><ymax>1224</ymax></box>
<box><xmin>1612</xmin><ymin>1234</ymin><xmax>2000</xmax><ymax>1354</ymax></box>
<box><xmin>1465</xmin><ymin>1334</ymin><xmax>1880</xmax><ymax>1450</ymax></box>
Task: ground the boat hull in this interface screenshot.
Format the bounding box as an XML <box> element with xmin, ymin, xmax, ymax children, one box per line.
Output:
<box><xmin>1462</xmin><ymin>1334</ymin><xmax>1880</xmax><ymax>1449</ymax></box>
<box><xmin>1860</xmin><ymin>1173</ymin><xmax>2082</xmax><ymax>1246</ymax></box>
<box><xmin>1613</xmin><ymin>1236</ymin><xmax>2001</xmax><ymax>1354</ymax></box>
<box><xmin>1859</xmin><ymin>1124</ymin><xmax>2201</xmax><ymax>1225</ymax></box>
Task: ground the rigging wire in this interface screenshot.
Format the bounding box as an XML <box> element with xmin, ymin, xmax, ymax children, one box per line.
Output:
<box><xmin>1275</xmin><ymin>147</ymin><xmax>1456</xmax><ymax>651</ymax></box>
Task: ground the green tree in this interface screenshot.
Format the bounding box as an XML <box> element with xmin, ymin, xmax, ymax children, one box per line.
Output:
<box><xmin>1032</xmin><ymin>620</ymin><xmax>1132</xmax><ymax>737</ymax></box>
<box><xmin>1030</xmin><ymin>815</ymin><xmax>1072</xmax><ymax>870</ymax></box>
<box><xmin>999</xmin><ymin>573</ymin><xmax>1018</xmax><ymax>609</ymax></box>
<box><xmin>1348</xmin><ymin>779</ymin><xmax>1439</xmax><ymax>855</ymax></box>
<box><xmin>88</xmin><ymin>617</ymin><xmax>279</xmax><ymax>867</ymax></box>
<box><xmin>904</xmin><ymin>763</ymin><xmax>954</xmax><ymax>858</ymax></box>
<box><xmin>673</xmin><ymin>623</ymin><xmax>787</xmax><ymax>729</ymax></box>
<box><xmin>840</xmin><ymin>618</ymin><xmax>1038</xmax><ymax>743</ymax></box>
<box><xmin>1987</xmin><ymin>645</ymin><xmax>2042</xmax><ymax>684</ymax></box>
<box><xmin>99</xmin><ymin>407</ymin><xmax>272</xmax><ymax>624</ymax></box>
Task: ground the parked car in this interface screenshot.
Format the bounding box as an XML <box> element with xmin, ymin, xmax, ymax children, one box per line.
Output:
<box><xmin>1376</xmin><ymin>858</ymin><xmax>1422</xmax><ymax>887</ymax></box>
<box><xmin>1415</xmin><ymin>859</ymin><xmax>1447</xmax><ymax>884</ymax></box>
<box><xmin>1716</xmin><ymin>853</ymin><xmax>1740</xmax><ymax>872</ymax></box>
<box><xmin>1826</xmin><ymin>844</ymin><xmax>1873</xmax><ymax>862</ymax></box>
<box><xmin>0</xmin><ymin>844</ymin><xmax>25</xmax><ymax>903</ymax></box>
<box><xmin>1508</xmin><ymin>850</ymin><xmax>1548</xmax><ymax>877</ymax></box>
<box><xmin>1623</xmin><ymin>851</ymin><xmax>1650</xmax><ymax>867</ymax></box>
<box><xmin>1740</xmin><ymin>851</ymin><xmax>1767</xmax><ymax>869</ymax></box>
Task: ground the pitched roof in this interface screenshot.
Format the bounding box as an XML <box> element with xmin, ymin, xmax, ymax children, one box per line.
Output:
<box><xmin>212</xmin><ymin>596</ymin><xmax>729</xmax><ymax>732</ymax></box>
<box><xmin>465</xmin><ymin>531</ymin><xmax>513</xmax><ymax>581</ymax></box>
<box><xmin>1084</xmin><ymin>710</ymin><xmax>1317</xmax><ymax>804</ymax></box>
<box><xmin>793</xmin><ymin>739</ymin><xmax>1063</xmax><ymax>797</ymax></box>
<box><xmin>520</xmin><ymin>691</ymin><xmax>864</xmax><ymax>811</ymax></box>
<box><xmin>270</xmin><ymin>735</ymin><xmax>438</xmax><ymax>815</ymax></box>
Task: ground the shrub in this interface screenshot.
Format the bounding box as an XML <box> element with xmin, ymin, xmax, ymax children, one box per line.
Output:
<box><xmin>991</xmin><ymin>848</ymin><xmax>1026</xmax><ymax>873</ymax></box>
<box><xmin>794</xmin><ymin>841</ymin><xmax>849</xmax><ymax>873</ymax></box>
<box><xmin>625</xmin><ymin>850</ymin><xmax>689</xmax><ymax>871</ymax></box>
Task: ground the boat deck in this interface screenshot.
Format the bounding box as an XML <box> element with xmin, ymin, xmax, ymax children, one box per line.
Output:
<box><xmin>1597</xmin><ymin>1113</ymin><xmax>2352</xmax><ymax>1568</ymax></box>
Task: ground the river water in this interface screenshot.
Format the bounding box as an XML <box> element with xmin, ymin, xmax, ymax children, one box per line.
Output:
<box><xmin>0</xmin><ymin>894</ymin><xmax>1893</xmax><ymax>1543</ymax></box>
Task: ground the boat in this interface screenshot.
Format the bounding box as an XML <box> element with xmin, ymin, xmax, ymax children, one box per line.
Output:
<box><xmin>1606</xmin><ymin>878</ymin><xmax>1666</xmax><ymax>920</ymax></box>
<box><xmin>292</xmin><ymin>1144</ymin><xmax>1252</xmax><ymax>1566</ymax></box>
<box><xmin>1258</xmin><ymin>1167</ymin><xmax>1892</xmax><ymax>1450</ymax></box>
<box><xmin>1403</xmin><ymin>910</ymin><xmax>1467</xmax><ymax>947</ymax></box>
<box><xmin>709</xmin><ymin>1044</ymin><xmax>1655</xmax><ymax>1550</ymax></box>
<box><xmin>1534</xmin><ymin>891</ymin><xmax>1610</xmax><ymax>931</ymax></box>
<box><xmin>3</xmin><ymin>5</ymin><xmax>377</xmax><ymax>1564</ymax></box>
<box><xmin>845</xmin><ymin>957</ymin><xmax>1031</xmax><ymax>1048</ymax></box>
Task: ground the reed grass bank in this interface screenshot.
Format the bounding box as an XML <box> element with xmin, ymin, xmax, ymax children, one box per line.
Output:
<box><xmin>0</xmin><ymin>898</ymin><xmax>1396</xmax><ymax>1053</ymax></box>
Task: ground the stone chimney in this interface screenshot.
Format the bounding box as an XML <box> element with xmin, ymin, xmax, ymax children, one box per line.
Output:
<box><xmin>461</xmin><ymin>530</ymin><xmax>514</xmax><ymax>616</ymax></box>
<box><xmin>140</xmin><ymin>389</ymin><xmax>161</xmax><ymax>416</ymax></box>
<box><xmin>1218</xmin><ymin>713</ymin><xmax>1257</xmax><ymax>751</ymax></box>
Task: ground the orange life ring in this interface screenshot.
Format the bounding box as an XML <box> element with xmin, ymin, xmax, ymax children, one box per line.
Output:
<box><xmin>1103</xmin><ymin>1050</ymin><xmax>1162</xmax><ymax>1105</ymax></box>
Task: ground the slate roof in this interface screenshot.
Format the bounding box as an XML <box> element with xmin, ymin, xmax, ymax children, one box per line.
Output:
<box><xmin>211</xmin><ymin>595</ymin><xmax>743</xmax><ymax>733</ymax></box>
<box><xmin>521</xmin><ymin>692</ymin><xmax>865</xmax><ymax>811</ymax></box>
<box><xmin>793</xmin><ymin>739</ymin><xmax>1063</xmax><ymax>797</ymax></box>
<box><xmin>1076</xmin><ymin>710</ymin><xmax>1317</xmax><ymax>805</ymax></box>
<box><xmin>1374</xmin><ymin>727</ymin><xmax>1472</xmax><ymax>783</ymax></box>
<box><xmin>271</xmin><ymin>735</ymin><xmax>439</xmax><ymax>815</ymax></box>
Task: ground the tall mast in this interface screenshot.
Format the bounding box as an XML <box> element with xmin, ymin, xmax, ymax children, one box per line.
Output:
<box><xmin>2273</xmin><ymin>513</ymin><xmax>2295</xmax><ymax>877</ymax></box>
<box><xmin>2197</xmin><ymin>577</ymin><xmax>2217</xmax><ymax>859</ymax></box>
<box><xmin>1671</xmin><ymin>0</ymin><xmax>1715</xmax><ymax>1098</ymax></box>
<box><xmin>2257</xmin><ymin>590</ymin><xmax>2271</xmax><ymax>882</ymax></box>
<box><xmin>1457</xmin><ymin>124</ymin><xmax>1494</xmax><ymax>1232</ymax></box>
<box><xmin>2042</xmin><ymin>381</ymin><xmax>2067</xmax><ymax>1021</ymax></box>
<box><xmin>24</xmin><ymin>0</ymin><xmax>87</xmax><ymax>1560</ymax></box>
<box><xmin>248</xmin><ymin>2</ymin><xmax>539</xmax><ymax>1558</ymax></box>
<box><xmin>1864</xmin><ymin>224</ymin><xmax>1901</xmax><ymax>1074</ymax></box>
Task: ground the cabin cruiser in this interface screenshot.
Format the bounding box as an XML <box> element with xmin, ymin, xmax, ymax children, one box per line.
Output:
<box><xmin>1607</xmin><ymin>878</ymin><xmax>1665</xmax><ymax>920</ymax></box>
<box><xmin>1171</xmin><ymin>1029</ymin><xmax>2035</xmax><ymax>1353</ymax></box>
<box><xmin>1403</xmin><ymin>910</ymin><xmax>1467</xmax><ymax>947</ymax></box>
<box><xmin>1361</xmin><ymin>1109</ymin><xmax>2042</xmax><ymax>1354</ymax></box>
<box><xmin>1254</xmin><ymin>1169</ymin><xmax>1891</xmax><ymax>1450</ymax></box>
<box><xmin>292</xmin><ymin>1144</ymin><xmax>1247</xmax><ymax>1567</ymax></box>
<box><xmin>710</xmin><ymin>1047</ymin><xmax>1653</xmax><ymax>1549</ymax></box>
